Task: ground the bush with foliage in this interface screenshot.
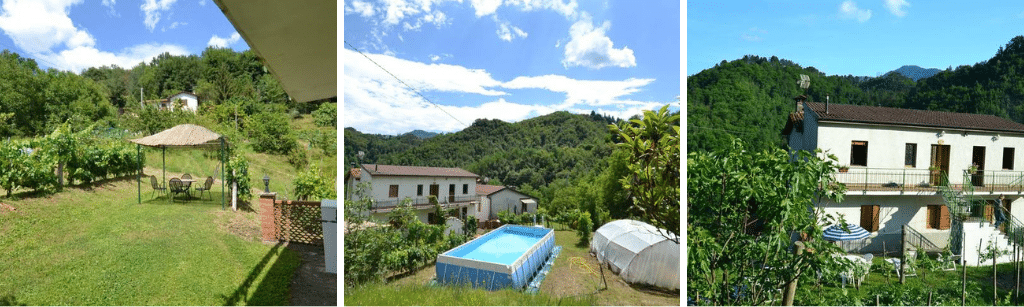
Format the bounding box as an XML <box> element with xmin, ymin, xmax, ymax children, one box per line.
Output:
<box><xmin>312</xmin><ymin>102</ymin><xmax>336</xmax><ymax>127</ymax></box>
<box><xmin>225</xmin><ymin>153</ymin><xmax>251</xmax><ymax>202</ymax></box>
<box><xmin>245</xmin><ymin>111</ymin><xmax>296</xmax><ymax>155</ymax></box>
<box><xmin>293</xmin><ymin>164</ymin><xmax>333</xmax><ymax>201</ymax></box>
<box><xmin>287</xmin><ymin>146</ymin><xmax>309</xmax><ymax>169</ymax></box>
<box><xmin>576</xmin><ymin>211</ymin><xmax>592</xmax><ymax>246</ymax></box>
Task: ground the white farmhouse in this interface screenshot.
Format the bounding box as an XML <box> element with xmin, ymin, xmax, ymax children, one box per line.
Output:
<box><xmin>784</xmin><ymin>96</ymin><xmax>1024</xmax><ymax>265</ymax></box>
<box><xmin>475</xmin><ymin>184</ymin><xmax>539</xmax><ymax>221</ymax></box>
<box><xmin>345</xmin><ymin>164</ymin><xmax>479</xmax><ymax>224</ymax></box>
<box><xmin>167</xmin><ymin>92</ymin><xmax>200</xmax><ymax>112</ymax></box>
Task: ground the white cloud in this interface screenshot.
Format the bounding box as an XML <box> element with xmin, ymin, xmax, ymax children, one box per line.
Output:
<box><xmin>503</xmin><ymin>74</ymin><xmax>655</xmax><ymax>106</ymax></box>
<box><xmin>198</xmin><ymin>0</ymin><xmax>206</xmax><ymax>6</ymax></box>
<box><xmin>0</xmin><ymin>0</ymin><xmax>188</xmax><ymax>72</ymax></box>
<box><xmin>101</xmin><ymin>0</ymin><xmax>117</xmax><ymax>15</ymax></box>
<box><xmin>403</xmin><ymin>10</ymin><xmax>447</xmax><ymax>31</ymax></box>
<box><xmin>505</xmin><ymin>0</ymin><xmax>578</xmax><ymax>19</ymax></box>
<box><xmin>42</xmin><ymin>43</ymin><xmax>189</xmax><ymax>72</ymax></box>
<box><xmin>141</xmin><ymin>0</ymin><xmax>178</xmax><ymax>31</ymax></box>
<box><xmin>345</xmin><ymin>49</ymin><xmax>661</xmax><ymax>133</ymax></box>
<box><xmin>208</xmin><ymin>32</ymin><xmax>241</xmax><ymax>48</ymax></box>
<box><xmin>347</xmin><ymin>0</ymin><xmax>375</xmax><ymax>18</ymax></box>
<box><xmin>839</xmin><ymin>1</ymin><xmax>871</xmax><ymax>22</ymax></box>
<box><xmin>470</xmin><ymin>0</ymin><xmax>502</xmax><ymax>17</ymax></box>
<box><xmin>169</xmin><ymin>21</ymin><xmax>185</xmax><ymax>29</ymax></box>
<box><xmin>562</xmin><ymin>16</ymin><xmax>635</xmax><ymax>69</ymax></box>
<box><xmin>884</xmin><ymin>0</ymin><xmax>909</xmax><ymax>17</ymax></box>
<box><xmin>495</xmin><ymin>18</ymin><xmax>527</xmax><ymax>42</ymax></box>
<box><xmin>345</xmin><ymin>48</ymin><xmax>507</xmax><ymax>96</ymax></box>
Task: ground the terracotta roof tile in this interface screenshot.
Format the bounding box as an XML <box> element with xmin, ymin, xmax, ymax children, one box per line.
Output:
<box><xmin>361</xmin><ymin>164</ymin><xmax>479</xmax><ymax>178</ymax></box>
<box><xmin>805</xmin><ymin>102</ymin><xmax>1024</xmax><ymax>133</ymax></box>
<box><xmin>476</xmin><ymin>184</ymin><xmax>504</xmax><ymax>196</ymax></box>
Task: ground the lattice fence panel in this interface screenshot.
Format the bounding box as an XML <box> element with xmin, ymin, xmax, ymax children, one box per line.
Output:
<box><xmin>274</xmin><ymin>201</ymin><xmax>324</xmax><ymax>245</ymax></box>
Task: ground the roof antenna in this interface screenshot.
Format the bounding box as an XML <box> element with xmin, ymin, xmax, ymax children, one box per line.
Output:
<box><xmin>796</xmin><ymin>74</ymin><xmax>810</xmax><ymax>113</ymax></box>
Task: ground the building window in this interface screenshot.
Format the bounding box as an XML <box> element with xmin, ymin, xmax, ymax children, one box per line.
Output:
<box><xmin>389</xmin><ymin>185</ymin><xmax>399</xmax><ymax>198</ymax></box>
<box><xmin>905</xmin><ymin>143</ymin><xmax>917</xmax><ymax>167</ymax></box>
<box><xmin>851</xmin><ymin>141</ymin><xmax>868</xmax><ymax>166</ymax></box>
<box><xmin>463</xmin><ymin>184</ymin><xmax>469</xmax><ymax>194</ymax></box>
<box><xmin>860</xmin><ymin>205</ymin><xmax>879</xmax><ymax>232</ymax></box>
<box><xmin>1004</xmin><ymin>148</ymin><xmax>1015</xmax><ymax>170</ymax></box>
<box><xmin>417</xmin><ymin>184</ymin><xmax>423</xmax><ymax>196</ymax></box>
<box><xmin>927</xmin><ymin>205</ymin><xmax>950</xmax><ymax>230</ymax></box>
<box><xmin>522</xmin><ymin>203</ymin><xmax>528</xmax><ymax>213</ymax></box>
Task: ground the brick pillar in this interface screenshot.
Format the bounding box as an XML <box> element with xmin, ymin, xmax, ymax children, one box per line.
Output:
<box><xmin>259</xmin><ymin>192</ymin><xmax>278</xmax><ymax>243</ymax></box>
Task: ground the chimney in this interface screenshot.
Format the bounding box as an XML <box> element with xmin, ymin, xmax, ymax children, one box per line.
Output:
<box><xmin>794</xmin><ymin>95</ymin><xmax>806</xmax><ymax>113</ymax></box>
<box><xmin>826</xmin><ymin>95</ymin><xmax>830</xmax><ymax>115</ymax></box>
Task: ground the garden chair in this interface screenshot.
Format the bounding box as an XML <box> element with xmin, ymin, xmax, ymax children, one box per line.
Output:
<box><xmin>149</xmin><ymin>175</ymin><xmax>167</xmax><ymax>200</ymax></box>
<box><xmin>194</xmin><ymin>176</ymin><xmax>214</xmax><ymax>201</ymax></box>
<box><xmin>169</xmin><ymin>178</ymin><xmax>188</xmax><ymax>203</ymax></box>
<box><xmin>181</xmin><ymin>173</ymin><xmax>192</xmax><ymax>180</ymax></box>
<box><xmin>937</xmin><ymin>253</ymin><xmax>961</xmax><ymax>271</ymax></box>
<box><xmin>886</xmin><ymin>258</ymin><xmax>917</xmax><ymax>279</ymax></box>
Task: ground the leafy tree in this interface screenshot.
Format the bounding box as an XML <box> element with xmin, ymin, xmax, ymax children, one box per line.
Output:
<box><xmin>225</xmin><ymin>153</ymin><xmax>252</xmax><ymax>203</ymax></box>
<box><xmin>293</xmin><ymin>164</ymin><xmax>333</xmax><ymax>201</ymax></box>
<box><xmin>688</xmin><ymin>139</ymin><xmax>849</xmax><ymax>306</ymax></box>
<box><xmin>312</xmin><ymin>102</ymin><xmax>337</xmax><ymax>127</ymax></box>
<box><xmin>609</xmin><ymin>104</ymin><xmax>680</xmax><ymax>241</ymax></box>
<box><xmin>244</xmin><ymin>111</ymin><xmax>296</xmax><ymax>155</ymax></box>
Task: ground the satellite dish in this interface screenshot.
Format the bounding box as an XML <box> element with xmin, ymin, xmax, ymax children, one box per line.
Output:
<box><xmin>798</xmin><ymin>74</ymin><xmax>810</xmax><ymax>90</ymax></box>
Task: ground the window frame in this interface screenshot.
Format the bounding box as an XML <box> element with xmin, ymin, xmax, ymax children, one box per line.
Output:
<box><xmin>1004</xmin><ymin>147</ymin><xmax>1015</xmax><ymax>170</ymax></box>
<box><xmin>851</xmin><ymin>141</ymin><xmax>868</xmax><ymax>167</ymax></box>
<box><xmin>389</xmin><ymin>184</ymin><xmax>399</xmax><ymax>198</ymax></box>
<box><xmin>905</xmin><ymin>143</ymin><xmax>917</xmax><ymax>167</ymax></box>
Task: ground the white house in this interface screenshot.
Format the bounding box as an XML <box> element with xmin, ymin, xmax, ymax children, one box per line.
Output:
<box><xmin>784</xmin><ymin>97</ymin><xmax>1024</xmax><ymax>265</ymax></box>
<box><xmin>146</xmin><ymin>91</ymin><xmax>200</xmax><ymax>112</ymax></box>
<box><xmin>475</xmin><ymin>184</ymin><xmax>539</xmax><ymax>221</ymax></box>
<box><xmin>345</xmin><ymin>164</ymin><xmax>479</xmax><ymax>224</ymax></box>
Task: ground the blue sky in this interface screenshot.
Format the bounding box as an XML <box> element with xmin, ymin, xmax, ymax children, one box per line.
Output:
<box><xmin>344</xmin><ymin>0</ymin><xmax>681</xmax><ymax>135</ymax></box>
<box><xmin>0</xmin><ymin>0</ymin><xmax>249</xmax><ymax>73</ymax></box>
<box><xmin>688</xmin><ymin>1</ymin><xmax>1024</xmax><ymax>77</ymax></box>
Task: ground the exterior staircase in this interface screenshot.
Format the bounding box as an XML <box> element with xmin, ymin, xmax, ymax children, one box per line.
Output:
<box><xmin>939</xmin><ymin>170</ymin><xmax>1024</xmax><ymax>265</ymax></box>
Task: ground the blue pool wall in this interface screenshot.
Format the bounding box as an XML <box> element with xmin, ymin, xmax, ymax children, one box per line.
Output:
<box><xmin>436</xmin><ymin>224</ymin><xmax>555</xmax><ymax>290</ymax></box>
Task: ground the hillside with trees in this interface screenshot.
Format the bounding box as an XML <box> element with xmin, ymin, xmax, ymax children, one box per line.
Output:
<box><xmin>0</xmin><ymin>47</ymin><xmax>336</xmax><ymax>200</ymax></box>
<box><xmin>344</xmin><ymin>109</ymin><xmax>678</xmax><ymax>235</ymax></box>
<box><xmin>688</xmin><ymin>35</ymin><xmax>1024</xmax><ymax>154</ymax></box>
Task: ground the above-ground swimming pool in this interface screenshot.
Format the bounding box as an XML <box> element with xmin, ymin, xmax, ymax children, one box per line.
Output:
<box><xmin>436</xmin><ymin>224</ymin><xmax>555</xmax><ymax>290</ymax></box>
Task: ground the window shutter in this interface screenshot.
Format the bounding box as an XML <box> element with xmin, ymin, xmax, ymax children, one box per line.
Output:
<box><xmin>939</xmin><ymin>205</ymin><xmax>950</xmax><ymax>230</ymax></box>
<box><xmin>861</xmin><ymin>205</ymin><xmax>879</xmax><ymax>232</ymax></box>
<box><xmin>986</xmin><ymin>203</ymin><xmax>995</xmax><ymax>223</ymax></box>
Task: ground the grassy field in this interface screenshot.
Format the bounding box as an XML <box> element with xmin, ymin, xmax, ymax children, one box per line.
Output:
<box><xmin>344</xmin><ymin>229</ymin><xmax>680</xmax><ymax>306</ymax></box>
<box><xmin>790</xmin><ymin>252</ymin><xmax>1024</xmax><ymax>305</ymax></box>
<box><xmin>0</xmin><ymin>174</ymin><xmax>301</xmax><ymax>305</ymax></box>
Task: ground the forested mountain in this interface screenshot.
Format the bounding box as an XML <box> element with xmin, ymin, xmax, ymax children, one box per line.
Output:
<box><xmin>403</xmin><ymin>129</ymin><xmax>438</xmax><ymax>139</ymax></box>
<box><xmin>688</xmin><ymin>35</ymin><xmax>1024</xmax><ymax>154</ymax></box>
<box><xmin>343</xmin><ymin>110</ymin><xmax>636</xmax><ymax>216</ymax></box>
<box><xmin>893</xmin><ymin>65</ymin><xmax>942</xmax><ymax>81</ymax></box>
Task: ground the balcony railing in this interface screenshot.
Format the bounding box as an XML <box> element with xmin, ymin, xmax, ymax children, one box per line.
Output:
<box><xmin>836</xmin><ymin>168</ymin><xmax>1024</xmax><ymax>193</ymax></box>
<box><xmin>371</xmin><ymin>194</ymin><xmax>478</xmax><ymax>210</ymax></box>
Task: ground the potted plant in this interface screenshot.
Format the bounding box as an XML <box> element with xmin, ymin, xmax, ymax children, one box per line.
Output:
<box><xmin>929</xmin><ymin>165</ymin><xmax>941</xmax><ymax>174</ymax></box>
<box><xmin>838</xmin><ymin>165</ymin><xmax>850</xmax><ymax>173</ymax></box>
<box><xmin>968</xmin><ymin>164</ymin><xmax>979</xmax><ymax>174</ymax></box>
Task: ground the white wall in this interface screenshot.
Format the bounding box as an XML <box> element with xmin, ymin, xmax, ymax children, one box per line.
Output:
<box><xmin>169</xmin><ymin>93</ymin><xmax>199</xmax><ymax>113</ymax></box>
<box><xmin>962</xmin><ymin>221</ymin><xmax>1015</xmax><ymax>266</ymax></box>
<box><xmin>814</xmin><ymin>122</ymin><xmax>1024</xmax><ymax>185</ymax></box>
<box><xmin>358</xmin><ymin>169</ymin><xmax>477</xmax><ymax>205</ymax></box>
<box><xmin>476</xmin><ymin>196</ymin><xmax>490</xmax><ymax>221</ymax></box>
<box><xmin>819</xmin><ymin>195</ymin><xmax>949</xmax><ymax>253</ymax></box>
<box><xmin>487</xmin><ymin>189</ymin><xmax>537</xmax><ymax>219</ymax></box>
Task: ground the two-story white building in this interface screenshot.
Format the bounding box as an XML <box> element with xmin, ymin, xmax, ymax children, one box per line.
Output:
<box><xmin>475</xmin><ymin>184</ymin><xmax>539</xmax><ymax>221</ymax></box>
<box><xmin>345</xmin><ymin>164</ymin><xmax>479</xmax><ymax>224</ymax></box>
<box><xmin>784</xmin><ymin>97</ymin><xmax>1024</xmax><ymax>264</ymax></box>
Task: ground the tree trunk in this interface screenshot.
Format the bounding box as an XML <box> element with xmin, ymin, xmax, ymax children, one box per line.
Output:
<box><xmin>782</xmin><ymin>241</ymin><xmax>805</xmax><ymax>306</ymax></box>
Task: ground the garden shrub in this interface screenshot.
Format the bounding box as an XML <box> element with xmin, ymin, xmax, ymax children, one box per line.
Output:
<box><xmin>287</xmin><ymin>146</ymin><xmax>309</xmax><ymax>169</ymax></box>
<box><xmin>293</xmin><ymin>164</ymin><xmax>333</xmax><ymax>201</ymax></box>
<box><xmin>311</xmin><ymin>102</ymin><xmax>336</xmax><ymax>127</ymax></box>
<box><xmin>245</xmin><ymin>111</ymin><xmax>296</xmax><ymax>155</ymax></box>
<box><xmin>225</xmin><ymin>154</ymin><xmax>251</xmax><ymax>203</ymax></box>
<box><xmin>576</xmin><ymin>211</ymin><xmax>591</xmax><ymax>246</ymax></box>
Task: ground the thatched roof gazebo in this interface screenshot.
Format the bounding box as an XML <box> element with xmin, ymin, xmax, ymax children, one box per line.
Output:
<box><xmin>130</xmin><ymin>124</ymin><xmax>228</xmax><ymax>209</ymax></box>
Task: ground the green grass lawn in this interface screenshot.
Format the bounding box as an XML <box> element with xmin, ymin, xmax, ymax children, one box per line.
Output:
<box><xmin>793</xmin><ymin>252</ymin><xmax>1024</xmax><ymax>305</ymax></box>
<box><xmin>0</xmin><ymin>176</ymin><xmax>301</xmax><ymax>305</ymax></box>
<box><xmin>344</xmin><ymin>228</ymin><xmax>680</xmax><ymax>306</ymax></box>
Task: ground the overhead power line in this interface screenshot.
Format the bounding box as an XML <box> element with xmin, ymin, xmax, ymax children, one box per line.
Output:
<box><xmin>344</xmin><ymin>41</ymin><xmax>468</xmax><ymax>128</ymax></box>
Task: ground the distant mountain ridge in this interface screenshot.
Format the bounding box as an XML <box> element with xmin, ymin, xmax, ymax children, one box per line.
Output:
<box><xmin>402</xmin><ymin>129</ymin><xmax>439</xmax><ymax>139</ymax></box>
<box><xmin>892</xmin><ymin>65</ymin><xmax>942</xmax><ymax>81</ymax></box>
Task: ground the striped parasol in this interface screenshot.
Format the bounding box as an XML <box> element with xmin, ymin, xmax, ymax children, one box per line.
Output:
<box><xmin>823</xmin><ymin>224</ymin><xmax>871</xmax><ymax>241</ymax></box>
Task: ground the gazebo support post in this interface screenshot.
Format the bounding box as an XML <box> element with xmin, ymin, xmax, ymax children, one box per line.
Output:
<box><xmin>221</xmin><ymin>139</ymin><xmax>225</xmax><ymax>210</ymax></box>
<box><xmin>137</xmin><ymin>144</ymin><xmax>141</xmax><ymax>204</ymax></box>
<box><xmin>162</xmin><ymin>146</ymin><xmax>166</xmax><ymax>192</ymax></box>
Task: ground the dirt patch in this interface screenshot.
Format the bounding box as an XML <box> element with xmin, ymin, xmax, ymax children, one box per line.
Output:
<box><xmin>0</xmin><ymin>203</ymin><xmax>15</xmax><ymax>214</ymax></box>
<box><xmin>215</xmin><ymin>210</ymin><xmax>261</xmax><ymax>241</ymax></box>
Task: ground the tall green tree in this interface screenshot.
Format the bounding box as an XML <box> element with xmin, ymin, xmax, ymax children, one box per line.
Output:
<box><xmin>688</xmin><ymin>139</ymin><xmax>850</xmax><ymax>305</ymax></box>
<box><xmin>609</xmin><ymin>104</ymin><xmax>680</xmax><ymax>240</ymax></box>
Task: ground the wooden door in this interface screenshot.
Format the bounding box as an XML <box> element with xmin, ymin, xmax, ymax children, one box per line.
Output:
<box><xmin>931</xmin><ymin>145</ymin><xmax>951</xmax><ymax>185</ymax></box>
<box><xmin>973</xmin><ymin>146</ymin><xmax>986</xmax><ymax>186</ymax></box>
<box><xmin>429</xmin><ymin>184</ymin><xmax>439</xmax><ymax>198</ymax></box>
<box><xmin>448</xmin><ymin>184</ymin><xmax>455</xmax><ymax>202</ymax></box>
